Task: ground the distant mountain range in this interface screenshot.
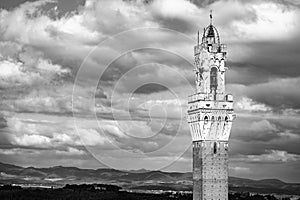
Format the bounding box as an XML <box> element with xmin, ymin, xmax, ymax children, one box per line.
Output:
<box><xmin>0</xmin><ymin>162</ymin><xmax>299</xmax><ymax>195</ymax></box>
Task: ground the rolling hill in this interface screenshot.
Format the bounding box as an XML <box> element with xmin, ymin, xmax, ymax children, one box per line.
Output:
<box><xmin>0</xmin><ymin>162</ymin><xmax>299</xmax><ymax>195</ymax></box>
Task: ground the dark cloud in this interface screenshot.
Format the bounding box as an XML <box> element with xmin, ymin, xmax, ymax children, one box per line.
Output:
<box><xmin>0</xmin><ymin>0</ymin><xmax>85</xmax><ymax>18</ymax></box>
<box><xmin>53</xmin><ymin>0</ymin><xmax>85</xmax><ymax>17</ymax></box>
<box><xmin>189</xmin><ymin>0</ymin><xmax>219</xmax><ymax>7</ymax></box>
<box><xmin>134</xmin><ymin>83</ymin><xmax>168</xmax><ymax>94</ymax></box>
<box><xmin>235</xmin><ymin>40</ymin><xmax>300</xmax><ymax>77</ymax></box>
<box><xmin>246</xmin><ymin>77</ymin><xmax>300</xmax><ymax>110</ymax></box>
<box><xmin>226</xmin><ymin>63</ymin><xmax>275</xmax><ymax>85</ymax></box>
<box><xmin>153</xmin><ymin>14</ymin><xmax>197</xmax><ymax>33</ymax></box>
<box><xmin>229</xmin><ymin>114</ymin><xmax>300</xmax><ymax>161</ymax></box>
<box><xmin>0</xmin><ymin>115</ymin><xmax>7</xmax><ymax>129</ymax></box>
<box><xmin>94</xmin><ymin>87</ymin><xmax>108</xmax><ymax>99</ymax></box>
<box><xmin>0</xmin><ymin>0</ymin><xmax>37</xmax><ymax>10</ymax></box>
<box><xmin>232</xmin><ymin>118</ymin><xmax>280</xmax><ymax>143</ymax></box>
<box><xmin>0</xmin><ymin>115</ymin><xmax>10</xmax><ymax>146</ymax></box>
<box><xmin>98</xmin><ymin>48</ymin><xmax>193</xmax><ymax>95</ymax></box>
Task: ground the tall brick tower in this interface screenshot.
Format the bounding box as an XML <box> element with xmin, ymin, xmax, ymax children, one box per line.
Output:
<box><xmin>187</xmin><ymin>12</ymin><xmax>235</xmax><ymax>200</ymax></box>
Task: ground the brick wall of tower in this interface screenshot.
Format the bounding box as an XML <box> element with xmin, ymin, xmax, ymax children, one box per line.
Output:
<box><xmin>193</xmin><ymin>140</ymin><xmax>229</xmax><ymax>200</ymax></box>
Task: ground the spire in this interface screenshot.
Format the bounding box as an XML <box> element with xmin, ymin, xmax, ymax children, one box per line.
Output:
<box><xmin>210</xmin><ymin>9</ymin><xmax>213</xmax><ymax>25</ymax></box>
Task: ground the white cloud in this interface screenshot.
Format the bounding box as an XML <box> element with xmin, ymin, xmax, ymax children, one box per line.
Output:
<box><xmin>4</xmin><ymin>116</ymin><xmax>109</xmax><ymax>149</ymax></box>
<box><xmin>245</xmin><ymin>150</ymin><xmax>300</xmax><ymax>163</ymax></box>
<box><xmin>102</xmin><ymin>123</ymin><xmax>126</xmax><ymax>138</ymax></box>
<box><xmin>55</xmin><ymin>147</ymin><xmax>86</xmax><ymax>156</ymax></box>
<box><xmin>0</xmin><ymin>59</ymin><xmax>43</xmax><ymax>88</ymax></box>
<box><xmin>236</xmin><ymin>97</ymin><xmax>272</xmax><ymax>112</ymax></box>
<box><xmin>52</xmin><ymin>132</ymin><xmax>81</xmax><ymax>146</ymax></box>
<box><xmin>151</xmin><ymin>0</ymin><xmax>199</xmax><ymax>19</ymax></box>
<box><xmin>36</xmin><ymin>59</ymin><xmax>71</xmax><ymax>75</ymax></box>
<box><xmin>250</xmin><ymin>120</ymin><xmax>278</xmax><ymax>133</ymax></box>
<box><xmin>229</xmin><ymin>166</ymin><xmax>251</xmax><ymax>173</ymax></box>
<box><xmin>278</xmin><ymin>131</ymin><xmax>300</xmax><ymax>140</ymax></box>
<box><xmin>78</xmin><ymin>128</ymin><xmax>111</xmax><ymax>146</ymax></box>
<box><xmin>0</xmin><ymin>57</ymin><xmax>70</xmax><ymax>93</ymax></box>
<box><xmin>0</xmin><ymin>148</ymin><xmax>40</xmax><ymax>155</ymax></box>
<box><xmin>231</xmin><ymin>2</ymin><xmax>299</xmax><ymax>41</ymax></box>
<box><xmin>12</xmin><ymin>134</ymin><xmax>52</xmax><ymax>148</ymax></box>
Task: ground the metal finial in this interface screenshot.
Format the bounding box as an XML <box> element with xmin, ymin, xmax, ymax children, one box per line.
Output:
<box><xmin>210</xmin><ymin>10</ymin><xmax>213</xmax><ymax>25</ymax></box>
<box><xmin>197</xmin><ymin>31</ymin><xmax>199</xmax><ymax>44</ymax></box>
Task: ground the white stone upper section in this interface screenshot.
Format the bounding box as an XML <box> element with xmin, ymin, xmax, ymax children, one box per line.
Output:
<box><xmin>188</xmin><ymin>21</ymin><xmax>234</xmax><ymax>142</ymax></box>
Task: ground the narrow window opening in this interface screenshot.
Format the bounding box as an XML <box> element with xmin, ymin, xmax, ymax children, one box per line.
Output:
<box><xmin>204</xmin><ymin>116</ymin><xmax>209</xmax><ymax>124</ymax></box>
<box><xmin>225</xmin><ymin>116</ymin><xmax>229</xmax><ymax>124</ymax></box>
<box><xmin>214</xmin><ymin>142</ymin><xmax>217</xmax><ymax>154</ymax></box>
<box><xmin>210</xmin><ymin>67</ymin><xmax>218</xmax><ymax>99</ymax></box>
<box><xmin>217</xmin><ymin>116</ymin><xmax>221</xmax><ymax>125</ymax></box>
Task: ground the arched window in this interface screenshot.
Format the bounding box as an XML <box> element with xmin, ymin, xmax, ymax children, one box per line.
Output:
<box><xmin>213</xmin><ymin>142</ymin><xmax>217</xmax><ymax>154</ymax></box>
<box><xmin>225</xmin><ymin>116</ymin><xmax>229</xmax><ymax>124</ymax></box>
<box><xmin>210</xmin><ymin>67</ymin><xmax>218</xmax><ymax>93</ymax></box>
<box><xmin>204</xmin><ymin>116</ymin><xmax>209</xmax><ymax>124</ymax></box>
<box><xmin>217</xmin><ymin>116</ymin><xmax>221</xmax><ymax>125</ymax></box>
<box><xmin>224</xmin><ymin>143</ymin><xmax>229</xmax><ymax>151</ymax></box>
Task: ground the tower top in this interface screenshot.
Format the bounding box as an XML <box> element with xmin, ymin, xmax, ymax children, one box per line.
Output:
<box><xmin>201</xmin><ymin>10</ymin><xmax>220</xmax><ymax>46</ymax></box>
<box><xmin>202</xmin><ymin>24</ymin><xmax>220</xmax><ymax>45</ymax></box>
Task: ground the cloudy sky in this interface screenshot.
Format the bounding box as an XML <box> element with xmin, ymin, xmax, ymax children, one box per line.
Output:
<box><xmin>0</xmin><ymin>0</ymin><xmax>300</xmax><ymax>183</ymax></box>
